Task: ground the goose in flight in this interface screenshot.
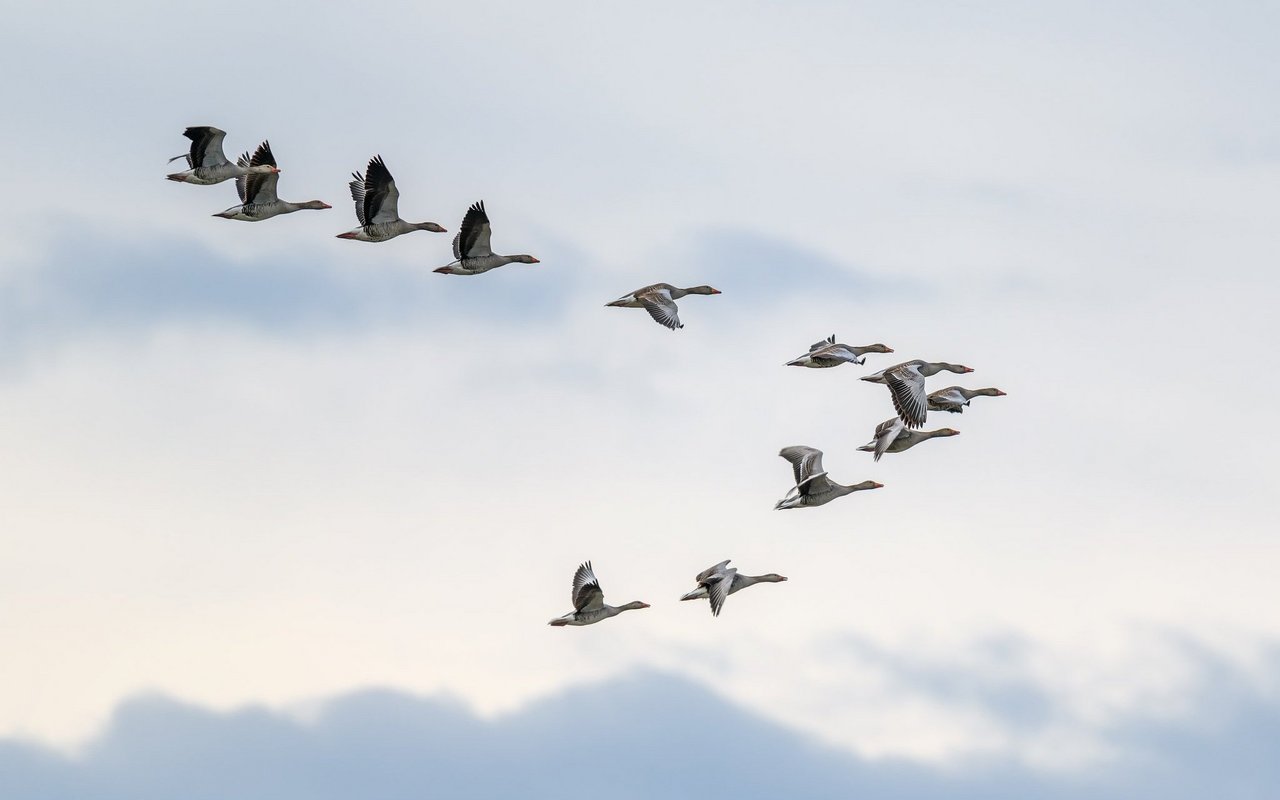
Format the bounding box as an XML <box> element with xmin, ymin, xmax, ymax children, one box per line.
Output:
<box><xmin>605</xmin><ymin>283</ymin><xmax>721</xmax><ymax>330</ymax></box>
<box><xmin>336</xmin><ymin>155</ymin><xmax>447</xmax><ymax>242</ymax></box>
<box><xmin>434</xmin><ymin>201</ymin><xmax>539</xmax><ymax>275</ymax></box>
<box><xmin>166</xmin><ymin>126</ymin><xmax>279</xmax><ymax>185</ymax></box>
<box><xmin>679</xmin><ymin>560</ymin><xmax>787</xmax><ymax>617</ymax></box>
<box><xmin>858</xmin><ymin>418</ymin><xmax>960</xmax><ymax>459</ymax></box>
<box><xmin>548</xmin><ymin>562</ymin><xmax>649</xmax><ymax>627</ymax></box>
<box><xmin>775</xmin><ymin>446</ymin><xmax>882</xmax><ymax>509</ymax></box>
<box><xmin>864</xmin><ymin>360</ymin><xmax>973</xmax><ymax>429</ymax></box>
<box><xmin>785</xmin><ymin>336</ymin><xmax>893</xmax><ymax>368</ymax></box>
<box><xmin>212</xmin><ymin>142</ymin><xmax>331</xmax><ymax>221</ymax></box>
<box><xmin>927</xmin><ymin>386</ymin><xmax>1006</xmax><ymax>413</ymax></box>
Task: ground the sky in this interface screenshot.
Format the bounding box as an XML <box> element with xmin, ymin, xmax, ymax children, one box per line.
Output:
<box><xmin>1</xmin><ymin>1</ymin><xmax>1279</xmax><ymax>796</ymax></box>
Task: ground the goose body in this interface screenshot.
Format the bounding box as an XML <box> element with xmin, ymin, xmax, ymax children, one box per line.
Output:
<box><xmin>774</xmin><ymin>446</ymin><xmax>882</xmax><ymax>509</ymax></box>
<box><xmin>927</xmin><ymin>386</ymin><xmax>1007</xmax><ymax>413</ymax></box>
<box><xmin>166</xmin><ymin>126</ymin><xmax>279</xmax><ymax>185</ymax></box>
<box><xmin>434</xmin><ymin>201</ymin><xmax>539</xmax><ymax>275</ymax></box>
<box><xmin>548</xmin><ymin>562</ymin><xmax>649</xmax><ymax>627</ymax></box>
<box><xmin>679</xmin><ymin>559</ymin><xmax>786</xmax><ymax>616</ymax></box>
<box><xmin>858</xmin><ymin>418</ymin><xmax>960</xmax><ymax>458</ymax></box>
<box><xmin>605</xmin><ymin>283</ymin><xmax>721</xmax><ymax>330</ymax></box>
<box><xmin>861</xmin><ymin>360</ymin><xmax>974</xmax><ymax>384</ymax></box>
<box><xmin>336</xmin><ymin>155</ymin><xmax>446</xmax><ymax>242</ymax></box>
<box><xmin>212</xmin><ymin>142</ymin><xmax>331</xmax><ymax>221</ymax></box>
<box><xmin>785</xmin><ymin>335</ymin><xmax>893</xmax><ymax>368</ymax></box>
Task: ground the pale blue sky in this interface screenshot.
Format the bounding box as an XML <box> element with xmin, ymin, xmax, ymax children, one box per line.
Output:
<box><xmin>1</xmin><ymin>1</ymin><xmax>1278</xmax><ymax>796</ymax></box>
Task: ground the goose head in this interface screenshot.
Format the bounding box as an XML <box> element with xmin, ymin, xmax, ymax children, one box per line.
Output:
<box><xmin>684</xmin><ymin>285</ymin><xmax>721</xmax><ymax>295</ymax></box>
<box><xmin>757</xmin><ymin>574</ymin><xmax>788</xmax><ymax>583</ymax></box>
<box><xmin>864</xmin><ymin>343</ymin><xmax>894</xmax><ymax>353</ymax></box>
<box><xmin>416</xmin><ymin>222</ymin><xmax>448</xmax><ymax>233</ymax></box>
<box><xmin>848</xmin><ymin>480</ymin><xmax>884</xmax><ymax>492</ymax></box>
<box><xmin>619</xmin><ymin>601</ymin><xmax>650</xmax><ymax>612</ymax></box>
<box><xmin>299</xmin><ymin>200</ymin><xmax>331</xmax><ymax>211</ymax></box>
<box><xmin>511</xmin><ymin>255</ymin><xmax>540</xmax><ymax>264</ymax></box>
<box><xmin>249</xmin><ymin>164</ymin><xmax>280</xmax><ymax>175</ymax></box>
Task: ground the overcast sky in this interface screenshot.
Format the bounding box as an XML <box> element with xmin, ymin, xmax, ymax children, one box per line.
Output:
<box><xmin>1</xmin><ymin>1</ymin><xmax>1278</xmax><ymax>795</ymax></box>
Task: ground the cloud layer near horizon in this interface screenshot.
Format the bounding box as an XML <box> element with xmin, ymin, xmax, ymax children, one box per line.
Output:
<box><xmin>5</xmin><ymin>662</ymin><xmax>1279</xmax><ymax>800</ymax></box>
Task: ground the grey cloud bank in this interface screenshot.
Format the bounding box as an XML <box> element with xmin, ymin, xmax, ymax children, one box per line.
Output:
<box><xmin>4</xmin><ymin>666</ymin><xmax>1278</xmax><ymax>800</ymax></box>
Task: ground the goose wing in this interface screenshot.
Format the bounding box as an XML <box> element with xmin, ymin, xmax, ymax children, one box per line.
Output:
<box><xmin>779</xmin><ymin>446</ymin><xmax>832</xmax><ymax>494</ymax></box>
<box><xmin>872</xmin><ymin>417</ymin><xmax>904</xmax><ymax>462</ymax></box>
<box><xmin>886</xmin><ymin>364</ymin><xmax>928</xmax><ymax>428</ymax></box>
<box><xmin>184</xmin><ymin>126</ymin><xmax>229</xmax><ymax>168</ymax></box>
<box><xmin>695</xmin><ymin>559</ymin><xmax>732</xmax><ymax>584</ymax></box>
<box><xmin>452</xmin><ymin>200</ymin><xmax>493</xmax><ymax>260</ymax></box>
<box><xmin>809</xmin><ymin>334</ymin><xmax>836</xmax><ymax>352</ymax></box>
<box><xmin>572</xmin><ymin>561</ymin><xmax>604</xmax><ymax>612</ymax></box>
<box><xmin>707</xmin><ymin>568</ymin><xmax>738</xmax><ymax>617</ymax></box>
<box><xmin>927</xmin><ymin>387</ymin><xmax>967</xmax><ymax>410</ymax></box>
<box><xmin>348</xmin><ymin>173</ymin><xmax>368</xmax><ymax>225</ymax></box>
<box><xmin>242</xmin><ymin>141</ymin><xmax>279</xmax><ymax>205</ymax></box>
<box><xmin>361</xmin><ymin>155</ymin><xmax>400</xmax><ymax>225</ymax></box>
<box><xmin>639</xmin><ymin>288</ymin><xmax>683</xmax><ymax>330</ymax></box>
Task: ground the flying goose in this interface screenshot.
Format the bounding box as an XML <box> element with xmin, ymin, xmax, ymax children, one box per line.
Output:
<box><xmin>927</xmin><ymin>386</ymin><xmax>1007</xmax><ymax>413</ymax></box>
<box><xmin>434</xmin><ymin>201</ymin><xmax>539</xmax><ymax>275</ymax></box>
<box><xmin>775</xmin><ymin>446</ymin><xmax>882</xmax><ymax>510</ymax></box>
<box><xmin>863</xmin><ymin>360</ymin><xmax>973</xmax><ymax>429</ymax></box>
<box><xmin>605</xmin><ymin>283</ymin><xmax>721</xmax><ymax>330</ymax></box>
<box><xmin>212</xmin><ymin>142</ymin><xmax>331</xmax><ymax>221</ymax></box>
<box><xmin>336</xmin><ymin>155</ymin><xmax>447</xmax><ymax>242</ymax></box>
<box><xmin>679</xmin><ymin>560</ymin><xmax>787</xmax><ymax>617</ymax></box>
<box><xmin>547</xmin><ymin>562</ymin><xmax>649</xmax><ymax>627</ymax></box>
<box><xmin>785</xmin><ymin>336</ymin><xmax>893</xmax><ymax>368</ymax></box>
<box><xmin>858</xmin><ymin>418</ymin><xmax>960</xmax><ymax>458</ymax></box>
<box><xmin>166</xmin><ymin>126</ymin><xmax>279</xmax><ymax>185</ymax></box>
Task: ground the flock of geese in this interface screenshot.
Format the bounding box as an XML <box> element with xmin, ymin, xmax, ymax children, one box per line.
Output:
<box><xmin>167</xmin><ymin>124</ymin><xmax>1007</xmax><ymax>626</ymax></box>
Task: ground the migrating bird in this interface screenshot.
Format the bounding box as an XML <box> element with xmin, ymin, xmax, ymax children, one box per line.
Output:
<box><xmin>679</xmin><ymin>560</ymin><xmax>787</xmax><ymax>617</ymax></box>
<box><xmin>547</xmin><ymin>562</ymin><xmax>649</xmax><ymax>627</ymax></box>
<box><xmin>167</xmin><ymin>126</ymin><xmax>280</xmax><ymax>185</ymax></box>
<box><xmin>775</xmin><ymin>446</ymin><xmax>882</xmax><ymax>509</ymax></box>
<box><xmin>434</xmin><ymin>201</ymin><xmax>539</xmax><ymax>275</ymax></box>
<box><xmin>785</xmin><ymin>336</ymin><xmax>894</xmax><ymax>368</ymax></box>
<box><xmin>605</xmin><ymin>283</ymin><xmax>722</xmax><ymax>330</ymax></box>
<box><xmin>863</xmin><ymin>360</ymin><xmax>974</xmax><ymax>429</ymax></box>
<box><xmin>927</xmin><ymin>386</ymin><xmax>1007</xmax><ymax>413</ymax></box>
<box><xmin>859</xmin><ymin>418</ymin><xmax>960</xmax><ymax>459</ymax></box>
<box><xmin>336</xmin><ymin>155</ymin><xmax>446</xmax><ymax>242</ymax></box>
<box><xmin>212</xmin><ymin>142</ymin><xmax>331</xmax><ymax>221</ymax></box>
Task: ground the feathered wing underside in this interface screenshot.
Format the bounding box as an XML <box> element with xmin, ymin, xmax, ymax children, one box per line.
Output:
<box><xmin>707</xmin><ymin>568</ymin><xmax>737</xmax><ymax>616</ymax></box>
<box><xmin>572</xmin><ymin>562</ymin><xmax>604</xmax><ymax>612</ymax></box>
<box><xmin>886</xmin><ymin>365</ymin><xmax>929</xmax><ymax>429</ymax></box>
<box><xmin>640</xmin><ymin>289</ymin><xmax>682</xmax><ymax>330</ymax></box>
<box><xmin>453</xmin><ymin>201</ymin><xmax>493</xmax><ymax>260</ymax></box>
<box><xmin>234</xmin><ymin>153</ymin><xmax>250</xmax><ymax>202</ymax></box>
<box><xmin>242</xmin><ymin>141</ymin><xmax>279</xmax><ymax>205</ymax></box>
<box><xmin>362</xmin><ymin>155</ymin><xmax>400</xmax><ymax>225</ymax></box>
<box><xmin>348</xmin><ymin>173</ymin><xmax>368</xmax><ymax>225</ymax></box>
<box><xmin>185</xmin><ymin>126</ymin><xmax>228</xmax><ymax>169</ymax></box>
